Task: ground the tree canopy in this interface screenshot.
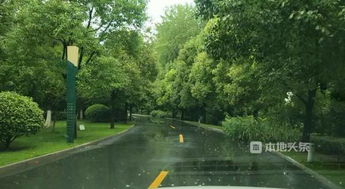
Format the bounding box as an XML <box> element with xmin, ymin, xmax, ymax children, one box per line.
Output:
<box><xmin>151</xmin><ymin>1</ymin><xmax>345</xmax><ymax>141</ymax></box>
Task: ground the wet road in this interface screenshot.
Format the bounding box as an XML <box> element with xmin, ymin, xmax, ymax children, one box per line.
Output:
<box><xmin>0</xmin><ymin>118</ymin><xmax>335</xmax><ymax>189</ymax></box>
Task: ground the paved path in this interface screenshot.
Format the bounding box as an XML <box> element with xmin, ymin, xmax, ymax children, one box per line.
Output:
<box><xmin>0</xmin><ymin>118</ymin><xmax>334</xmax><ymax>189</ymax></box>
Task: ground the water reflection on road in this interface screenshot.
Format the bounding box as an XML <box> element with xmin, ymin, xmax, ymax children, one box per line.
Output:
<box><xmin>0</xmin><ymin>118</ymin><xmax>334</xmax><ymax>189</ymax></box>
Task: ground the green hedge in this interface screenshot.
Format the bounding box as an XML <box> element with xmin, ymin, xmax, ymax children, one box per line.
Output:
<box><xmin>311</xmin><ymin>135</ymin><xmax>345</xmax><ymax>155</ymax></box>
<box><xmin>222</xmin><ymin>116</ymin><xmax>300</xmax><ymax>143</ymax></box>
<box><xmin>85</xmin><ymin>104</ymin><xmax>110</xmax><ymax>122</ymax></box>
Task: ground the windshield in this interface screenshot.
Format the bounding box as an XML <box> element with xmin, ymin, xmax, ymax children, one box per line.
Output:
<box><xmin>0</xmin><ymin>0</ymin><xmax>345</xmax><ymax>189</ymax></box>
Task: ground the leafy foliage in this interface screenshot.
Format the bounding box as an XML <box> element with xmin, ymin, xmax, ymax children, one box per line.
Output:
<box><xmin>0</xmin><ymin>92</ymin><xmax>44</xmax><ymax>149</ymax></box>
<box><xmin>154</xmin><ymin>4</ymin><xmax>204</xmax><ymax>72</ymax></box>
<box><xmin>0</xmin><ymin>0</ymin><xmax>149</xmax><ymax>126</ymax></box>
<box><xmin>191</xmin><ymin>0</ymin><xmax>345</xmax><ymax>141</ymax></box>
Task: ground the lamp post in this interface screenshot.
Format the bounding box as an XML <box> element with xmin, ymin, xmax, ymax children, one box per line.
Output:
<box><xmin>66</xmin><ymin>46</ymin><xmax>79</xmax><ymax>143</ymax></box>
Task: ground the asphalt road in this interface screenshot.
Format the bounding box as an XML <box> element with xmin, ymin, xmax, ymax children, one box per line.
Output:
<box><xmin>0</xmin><ymin>117</ymin><xmax>335</xmax><ymax>189</ymax></box>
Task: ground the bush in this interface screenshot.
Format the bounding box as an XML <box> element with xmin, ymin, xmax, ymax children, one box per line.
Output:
<box><xmin>0</xmin><ymin>92</ymin><xmax>44</xmax><ymax>149</ymax></box>
<box><xmin>222</xmin><ymin>116</ymin><xmax>300</xmax><ymax>143</ymax></box>
<box><xmin>311</xmin><ymin>135</ymin><xmax>345</xmax><ymax>155</ymax></box>
<box><xmin>150</xmin><ymin>110</ymin><xmax>169</xmax><ymax>118</ymax></box>
<box><xmin>85</xmin><ymin>104</ymin><xmax>110</xmax><ymax>122</ymax></box>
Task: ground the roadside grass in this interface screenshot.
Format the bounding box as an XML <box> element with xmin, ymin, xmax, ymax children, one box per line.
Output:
<box><xmin>0</xmin><ymin>121</ymin><xmax>133</xmax><ymax>167</ymax></box>
<box><xmin>283</xmin><ymin>151</ymin><xmax>345</xmax><ymax>188</ymax></box>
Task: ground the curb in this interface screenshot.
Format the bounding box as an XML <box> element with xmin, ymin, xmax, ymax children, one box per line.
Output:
<box><xmin>195</xmin><ymin>124</ymin><xmax>225</xmax><ymax>134</ymax></box>
<box><xmin>273</xmin><ymin>151</ymin><xmax>342</xmax><ymax>189</ymax></box>
<box><xmin>173</xmin><ymin>119</ymin><xmax>225</xmax><ymax>134</ymax></box>
<box><xmin>0</xmin><ymin>124</ymin><xmax>135</xmax><ymax>176</ymax></box>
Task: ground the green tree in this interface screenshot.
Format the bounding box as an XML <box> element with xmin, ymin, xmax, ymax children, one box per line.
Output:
<box><xmin>1</xmin><ymin>0</ymin><xmax>148</xmax><ymax>128</ymax></box>
<box><xmin>196</xmin><ymin>0</ymin><xmax>345</xmax><ymax>141</ymax></box>
<box><xmin>154</xmin><ymin>4</ymin><xmax>204</xmax><ymax>73</ymax></box>
<box><xmin>77</xmin><ymin>56</ymin><xmax>129</xmax><ymax>128</ymax></box>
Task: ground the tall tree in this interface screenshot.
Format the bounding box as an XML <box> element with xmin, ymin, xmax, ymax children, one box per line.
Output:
<box><xmin>196</xmin><ymin>0</ymin><xmax>345</xmax><ymax>141</ymax></box>
<box><xmin>154</xmin><ymin>4</ymin><xmax>204</xmax><ymax>73</ymax></box>
<box><xmin>77</xmin><ymin>56</ymin><xmax>129</xmax><ymax>128</ymax></box>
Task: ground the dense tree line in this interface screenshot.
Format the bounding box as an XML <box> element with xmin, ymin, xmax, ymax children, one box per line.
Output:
<box><xmin>152</xmin><ymin>1</ymin><xmax>345</xmax><ymax>141</ymax></box>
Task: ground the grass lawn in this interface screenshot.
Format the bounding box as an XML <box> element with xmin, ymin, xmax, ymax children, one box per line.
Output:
<box><xmin>283</xmin><ymin>151</ymin><xmax>345</xmax><ymax>188</ymax></box>
<box><xmin>0</xmin><ymin>121</ymin><xmax>133</xmax><ymax>167</ymax></box>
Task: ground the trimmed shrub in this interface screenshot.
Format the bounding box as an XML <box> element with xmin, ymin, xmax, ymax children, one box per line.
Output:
<box><xmin>150</xmin><ymin>110</ymin><xmax>169</xmax><ymax>118</ymax></box>
<box><xmin>311</xmin><ymin>135</ymin><xmax>345</xmax><ymax>155</ymax></box>
<box><xmin>0</xmin><ymin>92</ymin><xmax>44</xmax><ymax>149</ymax></box>
<box><xmin>222</xmin><ymin>116</ymin><xmax>300</xmax><ymax>143</ymax></box>
<box><xmin>85</xmin><ymin>104</ymin><xmax>110</xmax><ymax>122</ymax></box>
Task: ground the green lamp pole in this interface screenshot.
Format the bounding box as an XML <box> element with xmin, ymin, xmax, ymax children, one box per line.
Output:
<box><xmin>66</xmin><ymin>46</ymin><xmax>79</xmax><ymax>143</ymax></box>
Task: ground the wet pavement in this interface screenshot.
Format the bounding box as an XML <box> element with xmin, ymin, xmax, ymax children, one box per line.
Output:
<box><xmin>0</xmin><ymin>117</ymin><xmax>336</xmax><ymax>189</ymax></box>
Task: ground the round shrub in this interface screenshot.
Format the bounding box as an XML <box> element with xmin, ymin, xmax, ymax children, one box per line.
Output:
<box><xmin>85</xmin><ymin>104</ymin><xmax>110</xmax><ymax>122</ymax></box>
<box><xmin>0</xmin><ymin>92</ymin><xmax>44</xmax><ymax>149</ymax></box>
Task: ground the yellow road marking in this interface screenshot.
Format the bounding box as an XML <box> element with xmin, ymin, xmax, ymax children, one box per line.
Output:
<box><xmin>148</xmin><ymin>171</ymin><xmax>169</xmax><ymax>189</ymax></box>
<box><xmin>179</xmin><ymin>134</ymin><xmax>184</xmax><ymax>143</ymax></box>
<box><xmin>170</xmin><ymin>125</ymin><xmax>176</xmax><ymax>129</ymax></box>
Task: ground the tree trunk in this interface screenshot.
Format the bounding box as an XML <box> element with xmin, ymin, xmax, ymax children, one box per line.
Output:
<box><xmin>44</xmin><ymin>110</ymin><xmax>52</xmax><ymax>128</ymax></box>
<box><xmin>51</xmin><ymin>113</ymin><xmax>56</xmax><ymax>132</ymax></box>
<box><xmin>110</xmin><ymin>113</ymin><xmax>115</xmax><ymax>129</ymax></box>
<box><xmin>62</xmin><ymin>44</ymin><xmax>67</xmax><ymax>60</ymax></box>
<box><xmin>124</xmin><ymin>103</ymin><xmax>128</xmax><ymax>124</ymax></box>
<box><xmin>253</xmin><ymin>109</ymin><xmax>259</xmax><ymax>120</ymax></box>
<box><xmin>74</xmin><ymin>115</ymin><xmax>77</xmax><ymax>138</ymax></box>
<box><xmin>302</xmin><ymin>89</ymin><xmax>317</xmax><ymax>142</ymax></box>
<box><xmin>110</xmin><ymin>90</ymin><xmax>116</xmax><ymax>129</ymax></box>
<box><xmin>4</xmin><ymin>140</ymin><xmax>11</xmax><ymax>149</ymax></box>
<box><xmin>4</xmin><ymin>136</ymin><xmax>15</xmax><ymax>150</ymax></box>
<box><xmin>129</xmin><ymin>105</ymin><xmax>133</xmax><ymax>121</ymax></box>
<box><xmin>180</xmin><ymin>109</ymin><xmax>184</xmax><ymax>120</ymax></box>
<box><xmin>79</xmin><ymin>109</ymin><xmax>84</xmax><ymax>120</ymax></box>
<box><xmin>202</xmin><ymin>104</ymin><xmax>207</xmax><ymax>123</ymax></box>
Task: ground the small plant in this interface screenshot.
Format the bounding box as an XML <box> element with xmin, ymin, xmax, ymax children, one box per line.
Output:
<box><xmin>0</xmin><ymin>92</ymin><xmax>44</xmax><ymax>149</ymax></box>
<box><xmin>85</xmin><ymin>104</ymin><xmax>111</xmax><ymax>122</ymax></box>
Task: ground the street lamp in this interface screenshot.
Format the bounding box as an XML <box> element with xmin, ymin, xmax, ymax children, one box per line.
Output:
<box><xmin>66</xmin><ymin>46</ymin><xmax>79</xmax><ymax>143</ymax></box>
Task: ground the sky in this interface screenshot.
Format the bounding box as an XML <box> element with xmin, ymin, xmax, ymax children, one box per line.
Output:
<box><xmin>146</xmin><ymin>0</ymin><xmax>195</xmax><ymax>28</ymax></box>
